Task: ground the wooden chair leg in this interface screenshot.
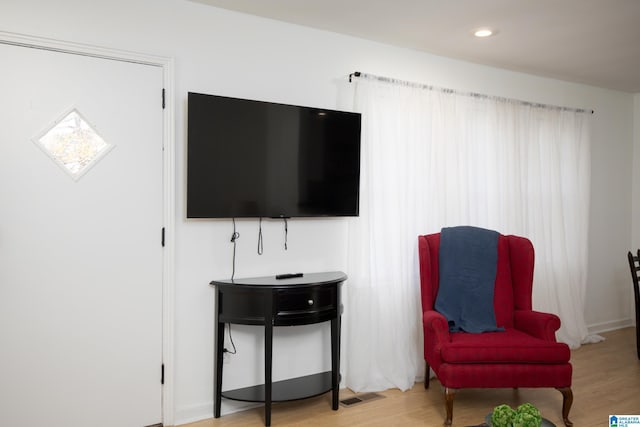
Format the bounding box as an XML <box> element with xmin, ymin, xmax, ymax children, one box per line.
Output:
<box><xmin>635</xmin><ymin>307</ymin><xmax>640</xmax><ymax>359</ymax></box>
<box><xmin>636</xmin><ymin>324</ymin><xmax>640</xmax><ymax>360</ymax></box>
<box><xmin>557</xmin><ymin>387</ymin><xmax>573</xmax><ymax>427</ymax></box>
<box><xmin>444</xmin><ymin>387</ymin><xmax>455</xmax><ymax>426</ymax></box>
<box><xmin>424</xmin><ymin>361</ymin><xmax>430</xmax><ymax>389</ymax></box>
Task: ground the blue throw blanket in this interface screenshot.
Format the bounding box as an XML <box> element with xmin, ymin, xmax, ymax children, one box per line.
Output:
<box><xmin>434</xmin><ymin>226</ymin><xmax>504</xmax><ymax>333</ymax></box>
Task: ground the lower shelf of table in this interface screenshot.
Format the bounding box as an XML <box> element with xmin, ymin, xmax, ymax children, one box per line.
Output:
<box><xmin>221</xmin><ymin>371</ymin><xmax>334</xmax><ymax>403</ymax></box>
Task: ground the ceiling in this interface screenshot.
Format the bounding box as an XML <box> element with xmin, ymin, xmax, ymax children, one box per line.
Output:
<box><xmin>191</xmin><ymin>0</ymin><xmax>640</xmax><ymax>93</ymax></box>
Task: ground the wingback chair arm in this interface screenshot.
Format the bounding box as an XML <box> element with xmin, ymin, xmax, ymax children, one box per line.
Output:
<box><xmin>514</xmin><ymin>309</ymin><xmax>561</xmax><ymax>342</ymax></box>
<box><xmin>423</xmin><ymin>310</ymin><xmax>451</xmax><ymax>343</ymax></box>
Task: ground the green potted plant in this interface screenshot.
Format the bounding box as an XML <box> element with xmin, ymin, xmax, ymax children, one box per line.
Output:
<box><xmin>491</xmin><ymin>404</ymin><xmax>516</xmax><ymax>427</ymax></box>
<box><xmin>490</xmin><ymin>402</ymin><xmax>542</xmax><ymax>427</ymax></box>
<box><xmin>513</xmin><ymin>403</ymin><xmax>542</xmax><ymax>427</ymax></box>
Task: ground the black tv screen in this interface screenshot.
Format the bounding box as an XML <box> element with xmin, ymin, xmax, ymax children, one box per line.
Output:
<box><xmin>187</xmin><ymin>92</ymin><xmax>361</xmax><ymax>218</ymax></box>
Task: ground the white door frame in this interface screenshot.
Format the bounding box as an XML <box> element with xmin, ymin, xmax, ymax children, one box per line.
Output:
<box><xmin>0</xmin><ymin>30</ymin><xmax>176</xmax><ymax>426</ymax></box>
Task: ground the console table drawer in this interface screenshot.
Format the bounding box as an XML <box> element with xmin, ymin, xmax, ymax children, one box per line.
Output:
<box><xmin>274</xmin><ymin>286</ymin><xmax>337</xmax><ymax>325</ymax></box>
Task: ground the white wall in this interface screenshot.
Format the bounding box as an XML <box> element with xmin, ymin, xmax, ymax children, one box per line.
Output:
<box><xmin>633</xmin><ymin>94</ymin><xmax>640</xmax><ymax>250</ymax></box>
<box><xmin>1</xmin><ymin>0</ymin><xmax>636</xmax><ymax>424</ymax></box>
<box><xmin>632</xmin><ymin>94</ymin><xmax>640</xmax><ymax>326</ymax></box>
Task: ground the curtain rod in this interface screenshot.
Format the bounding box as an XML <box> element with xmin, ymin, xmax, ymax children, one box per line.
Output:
<box><xmin>348</xmin><ymin>71</ymin><xmax>594</xmax><ymax>115</ymax></box>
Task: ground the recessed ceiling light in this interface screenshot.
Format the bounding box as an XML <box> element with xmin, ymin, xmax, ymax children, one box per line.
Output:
<box><xmin>474</xmin><ymin>28</ymin><xmax>495</xmax><ymax>38</ymax></box>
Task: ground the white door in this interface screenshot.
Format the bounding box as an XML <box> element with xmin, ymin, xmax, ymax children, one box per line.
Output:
<box><xmin>0</xmin><ymin>42</ymin><xmax>164</xmax><ymax>427</ymax></box>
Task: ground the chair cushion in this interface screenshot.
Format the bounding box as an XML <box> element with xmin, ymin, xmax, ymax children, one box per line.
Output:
<box><xmin>440</xmin><ymin>328</ymin><xmax>570</xmax><ymax>364</ymax></box>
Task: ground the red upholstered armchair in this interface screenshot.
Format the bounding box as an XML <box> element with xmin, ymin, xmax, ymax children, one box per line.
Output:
<box><xmin>418</xmin><ymin>232</ymin><xmax>573</xmax><ymax>426</ymax></box>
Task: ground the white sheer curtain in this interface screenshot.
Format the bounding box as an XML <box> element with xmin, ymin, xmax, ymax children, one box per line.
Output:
<box><xmin>344</xmin><ymin>76</ymin><xmax>593</xmax><ymax>392</ymax></box>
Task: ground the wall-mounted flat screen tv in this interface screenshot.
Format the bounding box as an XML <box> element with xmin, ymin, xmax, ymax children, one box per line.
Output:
<box><xmin>187</xmin><ymin>92</ymin><xmax>361</xmax><ymax>218</ymax></box>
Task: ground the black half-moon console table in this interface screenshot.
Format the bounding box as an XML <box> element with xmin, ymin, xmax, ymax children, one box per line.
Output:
<box><xmin>210</xmin><ymin>271</ymin><xmax>346</xmax><ymax>426</ymax></box>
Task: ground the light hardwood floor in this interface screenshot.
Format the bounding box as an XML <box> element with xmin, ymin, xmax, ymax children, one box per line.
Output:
<box><xmin>180</xmin><ymin>327</ymin><xmax>640</xmax><ymax>427</ymax></box>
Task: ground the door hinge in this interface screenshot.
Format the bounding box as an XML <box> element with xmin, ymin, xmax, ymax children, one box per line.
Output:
<box><xmin>161</xmin><ymin>363</ymin><xmax>165</xmax><ymax>385</ymax></box>
<box><xmin>162</xmin><ymin>88</ymin><xmax>166</xmax><ymax>109</ymax></box>
<box><xmin>161</xmin><ymin>227</ymin><xmax>165</xmax><ymax>247</ymax></box>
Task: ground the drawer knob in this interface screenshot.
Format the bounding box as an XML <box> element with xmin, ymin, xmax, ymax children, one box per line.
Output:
<box><xmin>307</xmin><ymin>299</ymin><xmax>314</xmax><ymax>306</ymax></box>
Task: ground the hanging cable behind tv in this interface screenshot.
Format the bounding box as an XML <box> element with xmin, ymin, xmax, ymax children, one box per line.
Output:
<box><xmin>228</xmin><ymin>217</ymin><xmax>295</xmax><ymax>282</ymax></box>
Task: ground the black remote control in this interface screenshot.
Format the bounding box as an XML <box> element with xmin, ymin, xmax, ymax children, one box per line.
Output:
<box><xmin>276</xmin><ymin>273</ymin><xmax>304</xmax><ymax>279</ymax></box>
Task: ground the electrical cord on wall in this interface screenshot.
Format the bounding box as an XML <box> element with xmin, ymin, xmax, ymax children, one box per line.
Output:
<box><xmin>223</xmin><ymin>324</ymin><xmax>237</xmax><ymax>354</ymax></box>
<box><xmin>225</xmin><ymin>218</ymin><xmax>241</xmax><ymax>355</ymax></box>
<box><xmin>230</xmin><ymin>218</ymin><xmax>240</xmax><ymax>281</ymax></box>
<box><xmin>257</xmin><ymin>217</ymin><xmax>264</xmax><ymax>255</ymax></box>
<box><xmin>283</xmin><ymin>217</ymin><xmax>288</xmax><ymax>250</ymax></box>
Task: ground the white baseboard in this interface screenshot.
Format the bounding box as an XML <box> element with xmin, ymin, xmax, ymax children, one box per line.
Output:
<box><xmin>174</xmin><ymin>400</ymin><xmax>261</xmax><ymax>426</ymax></box>
<box><xmin>587</xmin><ymin>317</ymin><xmax>634</xmax><ymax>335</ymax></box>
<box><xmin>173</xmin><ymin>402</ymin><xmax>211</xmax><ymax>426</ymax></box>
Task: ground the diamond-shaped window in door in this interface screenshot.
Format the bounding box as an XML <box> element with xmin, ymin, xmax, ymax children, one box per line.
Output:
<box><xmin>34</xmin><ymin>109</ymin><xmax>114</xmax><ymax>181</ymax></box>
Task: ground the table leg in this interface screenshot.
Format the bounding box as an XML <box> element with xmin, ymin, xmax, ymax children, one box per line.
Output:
<box><xmin>214</xmin><ymin>321</ymin><xmax>225</xmax><ymax>418</ymax></box>
<box><xmin>265</xmin><ymin>321</ymin><xmax>273</xmax><ymax>426</ymax></box>
<box><xmin>331</xmin><ymin>316</ymin><xmax>340</xmax><ymax>410</ymax></box>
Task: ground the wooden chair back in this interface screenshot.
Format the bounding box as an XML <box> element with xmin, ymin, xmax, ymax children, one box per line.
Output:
<box><xmin>626</xmin><ymin>250</ymin><xmax>640</xmax><ymax>359</ymax></box>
